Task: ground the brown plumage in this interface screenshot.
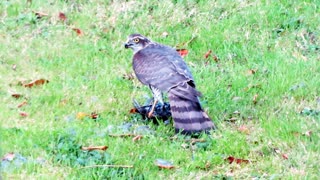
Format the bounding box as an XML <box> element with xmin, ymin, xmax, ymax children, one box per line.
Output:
<box><xmin>125</xmin><ymin>34</ymin><xmax>216</xmax><ymax>134</ymax></box>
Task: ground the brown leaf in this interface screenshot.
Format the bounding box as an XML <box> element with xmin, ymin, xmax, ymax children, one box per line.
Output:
<box><xmin>17</xmin><ymin>101</ymin><xmax>28</xmax><ymax>108</ymax></box>
<box><xmin>212</xmin><ymin>54</ymin><xmax>220</xmax><ymax>62</ymax></box>
<box><xmin>72</xmin><ymin>28</ymin><xmax>83</xmax><ymax>36</ymax></box>
<box><xmin>11</xmin><ymin>93</ymin><xmax>23</xmax><ymax>99</ymax></box>
<box><xmin>204</xmin><ymin>50</ymin><xmax>212</xmax><ymax>59</ymax></box>
<box><xmin>2</xmin><ymin>152</ymin><xmax>15</xmax><ymax>161</ymax></box>
<box><xmin>238</xmin><ymin>125</ymin><xmax>250</xmax><ymax>134</ymax></box>
<box><xmin>90</xmin><ymin>112</ymin><xmax>99</xmax><ymax>119</ymax></box>
<box><xmin>76</xmin><ymin>112</ymin><xmax>88</xmax><ymax>120</ymax></box>
<box><xmin>247</xmin><ymin>69</ymin><xmax>257</xmax><ymax>75</ymax></box>
<box><xmin>81</xmin><ymin>146</ymin><xmax>108</xmax><ymax>151</ymax></box>
<box><xmin>253</xmin><ymin>94</ymin><xmax>258</xmax><ymax>105</ymax></box>
<box><xmin>226</xmin><ymin>156</ymin><xmax>249</xmax><ymax>164</ymax></box>
<box><xmin>59</xmin><ymin>12</ymin><xmax>67</xmax><ymax>22</ymax></box>
<box><xmin>19</xmin><ymin>112</ymin><xmax>28</xmax><ymax>117</ymax></box>
<box><xmin>23</xmin><ymin>79</ymin><xmax>49</xmax><ymax>88</ymax></box>
<box><xmin>176</xmin><ymin>49</ymin><xmax>188</xmax><ymax>58</ymax></box>
<box><xmin>132</xmin><ymin>135</ymin><xmax>143</xmax><ymax>142</ymax></box>
<box><xmin>34</xmin><ymin>11</ymin><xmax>48</xmax><ymax>19</ymax></box>
<box><xmin>129</xmin><ymin>108</ymin><xmax>138</xmax><ymax>113</ymax></box>
<box><xmin>282</xmin><ymin>153</ymin><xmax>288</xmax><ymax>160</ymax></box>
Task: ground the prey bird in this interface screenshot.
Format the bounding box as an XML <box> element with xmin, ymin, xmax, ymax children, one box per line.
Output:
<box><xmin>124</xmin><ymin>34</ymin><xmax>216</xmax><ymax>134</ymax></box>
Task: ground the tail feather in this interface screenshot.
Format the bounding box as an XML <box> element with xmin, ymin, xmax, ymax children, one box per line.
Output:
<box><xmin>168</xmin><ymin>82</ymin><xmax>216</xmax><ymax>134</ymax></box>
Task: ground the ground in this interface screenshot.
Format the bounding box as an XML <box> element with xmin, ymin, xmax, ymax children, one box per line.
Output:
<box><xmin>0</xmin><ymin>0</ymin><xmax>319</xmax><ymax>179</ymax></box>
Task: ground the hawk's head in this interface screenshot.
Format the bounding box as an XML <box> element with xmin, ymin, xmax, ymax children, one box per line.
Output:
<box><xmin>124</xmin><ymin>34</ymin><xmax>151</xmax><ymax>53</ymax></box>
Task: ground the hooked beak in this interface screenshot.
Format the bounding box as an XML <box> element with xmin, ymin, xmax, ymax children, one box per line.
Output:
<box><xmin>124</xmin><ymin>42</ymin><xmax>132</xmax><ymax>49</ymax></box>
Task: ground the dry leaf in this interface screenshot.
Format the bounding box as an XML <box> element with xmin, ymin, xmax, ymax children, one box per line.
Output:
<box><xmin>2</xmin><ymin>152</ymin><xmax>15</xmax><ymax>161</ymax></box>
<box><xmin>204</xmin><ymin>50</ymin><xmax>212</xmax><ymax>59</ymax></box>
<box><xmin>253</xmin><ymin>94</ymin><xmax>258</xmax><ymax>105</ymax></box>
<box><xmin>72</xmin><ymin>28</ymin><xmax>83</xmax><ymax>36</ymax></box>
<box><xmin>76</xmin><ymin>112</ymin><xmax>88</xmax><ymax>120</ymax></box>
<box><xmin>19</xmin><ymin>112</ymin><xmax>28</xmax><ymax>117</ymax></box>
<box><xmin>247</xmin><ymin>69</ymin><xmax>257</xmax><ymax>75</ymax></box>
<box><xmin>81</xmin><ymin>146</ymin><xmax>108</xmax><ymax>151</ymax></box>
<box><xmin>11</xmin><ymin>93</ymin><xmax>23</xmax><ymax>99</ymax></box>
<box><xmin>213</xmin><ymin>54</ymin><xmax>220</xmax><ymax>62</ymax></box>
<box><xmin>90</xmin><ymin>112</ymin><xmax>99</xmax><ymax>119</ymax></box>
<box><xmin>282</xmin><ymin>154</ymin><xmax>288</xmax><ymax>160</ymax></box>
<box><xmin>12</xmin><ymin>64</ymin><xmax>17</xmax><ymax>71</ymax></box>
<box><xmin>23</xmin><ymin>79</ymin><xmax>49</xmax><ymax>88</ymax></box>
<box><xmin>59</xmin><ymin>12</ymin><xmax>67</xmax><ymax>22</ymax></box>
<box><xmin>132</xmin><ymin>135</ymin><xmax>143</xmax><ymax>142</ymax></box>
<box><xmin>17</xmin><ymin>101</ymin><xmax>28</xmax><ymax>108</ymax></box>
<box><xmin>226</xmin><ymin>156</ymin><xmax>249</xmax><ymax>164</ymax></box>
<box><xmin>34</xmin><ymin>11</ymin><xmax>48</xmax><ymax>19</ymax></box>
<box><xmin>176</xmin><ymin>49</ymin><xmax>188</xmax><ymax>58</ymax></box>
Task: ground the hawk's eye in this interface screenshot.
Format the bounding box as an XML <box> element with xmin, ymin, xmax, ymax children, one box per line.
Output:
<box><xmin>133</xmin><ymin>38</ymin><xmax>139</xmax><ymax>43</ymax></box>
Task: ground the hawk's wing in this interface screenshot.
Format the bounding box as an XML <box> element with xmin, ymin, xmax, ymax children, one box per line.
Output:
<box><xmin>133</xmin><ymin>44</ymin><xmax>194</xmax><ymax>92</ymax></box>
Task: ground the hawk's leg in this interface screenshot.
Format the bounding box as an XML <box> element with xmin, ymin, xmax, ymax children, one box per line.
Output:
<box><xmin>148</xmin><ymin>85</ymin><xmax>163</xmax><ymax>118</ymax></box>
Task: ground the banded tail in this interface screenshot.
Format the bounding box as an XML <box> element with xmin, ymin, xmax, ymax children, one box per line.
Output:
<box><xmin>168</xmin><ymin>82</ymin><xmax>216</xmax><ymax>134</ymax></box>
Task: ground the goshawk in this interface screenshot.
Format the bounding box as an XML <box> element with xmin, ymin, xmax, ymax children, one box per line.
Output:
<box><xmin>125</xmin><ymin>34</ymin><xmax>216</xmax><ymax>134</ymax></box>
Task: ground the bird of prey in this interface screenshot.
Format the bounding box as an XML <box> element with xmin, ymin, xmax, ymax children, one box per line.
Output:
<box><xmin>124</xmin><ymin>33</ymin><xmax>216</xmax><ymax>134</ymax></box>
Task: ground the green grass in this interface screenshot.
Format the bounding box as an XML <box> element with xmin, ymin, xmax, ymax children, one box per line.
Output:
<box><xmin>1</xmin><ymin>0</ymin><xmax>319</xmax><ymax>179</ymax></box>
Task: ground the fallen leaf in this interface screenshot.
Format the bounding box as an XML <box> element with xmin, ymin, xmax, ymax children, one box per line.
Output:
<box><xmin>90</xmin><ymin>112</ymin><xmax>99</xmax><ymax>119</ymax></box>
<box><xmin>129</xmin><ymin>108</ymin><xmax>138</xmax><ymax>113</ymax></box>
<box><xmin>253</xmin><ymin>94</ymin><xmax>258</xmax><ymax>105</ymax></box>
<box><xmin>11</xmin><ymin>93</ymin><xmax>23</xmax><ymax>99</ymax></box>
<box><xmin>59</xmin><ymin>12</ymin><xmax>67</xmax><ymax>22</ymax></box>
<box><xmin>34</xmin><ymin>11</ymin><xmax>48</xmax><ymax>19</ymax></box>
<box><xmin>12</xmin><ymin>64</ymin><xmax>17</xmax><ymax>70</ymax></box>
<box><xmin>303</xmin><ymin>130</ymin><xmax>312</xmax><ymax>137</ymax></box>
<box><xmin>282</xmin><ymin>154</ymin><xmax>288</xmax><ymax>160</ymax></box>
<box><xmin>238</xmin><ymin>125</ymin><xmax>250</xmax><ymax>134</ymax></box>
<box><xmin>19</xmin><ymin>112</ymin><xmax>28</xmax><ymax>117</ymax></box>
<box><xmin>247</xmin><ymin>69</ymin><xmax>257</xmax><ymax>75</ymax></box>
<box><xmin>76</xmin><ymin>112</ymin><xmax>88</xmax><ymax>120</ymax></box>
<box><xmin>81</xmin><ymin>146</ymin><xmax>108</xmax><ymax>151</ymax></box>
<box><xmin>72</xmin><ymin>28</ymin><xmax>83</xmax><ymax>36</ymax></box>
<box><xmin>132</xmin><ymin>135</ymin><xmax>143</xmax><ymax>142</ymax></box>
<box><xmin>204</xmin><ymin>50</ymin><xmax>212</xmax><ymax>59</ymax></box>
<box><xmin>23</xmin><ymin>79</ymin><xmax>49</xmax><ymax>88</ymax></box>
<box><xmin>2</xmin><ymin>152</ymin><xmax>15</xmax><ymax>161</ymax></box>
<box><xmin>226</xmin><ymin>156</ymin><xmax>249</xmax><ymax>164</ymax></box>
<box><xmin>155</xmin><ymin>159</ymin><xmax>175</xmax><ymax>169</ymax></box>
<box><xmin>176</xmin><ymin>49</ymin><xmax>188</xmax><ymax>58</ymax></box>
<box><xmin>17</xmin><ymin>101</ymin><xmax>28</xmax><ymax>108</ymax></box>
<box><xmin>212</xmin><ymin>54</ymin><xmax>220</xmax><ymax>62</ymax></box>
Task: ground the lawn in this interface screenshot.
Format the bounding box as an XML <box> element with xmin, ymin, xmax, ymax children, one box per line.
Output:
<box><xmin>0</xmin><ymin>0</ymin><xmax>319</xmax><ymax>179</ymax></box>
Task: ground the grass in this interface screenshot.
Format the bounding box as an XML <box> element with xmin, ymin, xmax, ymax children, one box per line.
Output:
<box><xmin>1</xmin><ymin>0</ymin><xmax>319</xmax><ymax>179</ymax></box>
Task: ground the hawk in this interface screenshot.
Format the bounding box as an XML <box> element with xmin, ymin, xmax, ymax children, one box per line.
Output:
<box><xmin>125</xmin><ymin>34</ymin><xmax>216</xmax><ymax>134</ymax></box>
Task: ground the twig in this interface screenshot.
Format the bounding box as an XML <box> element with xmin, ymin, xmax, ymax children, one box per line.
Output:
<box><xmin>79</xmin><ymin>164</ymin><xmax>134</xmax><ymax>169</ymax></box>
